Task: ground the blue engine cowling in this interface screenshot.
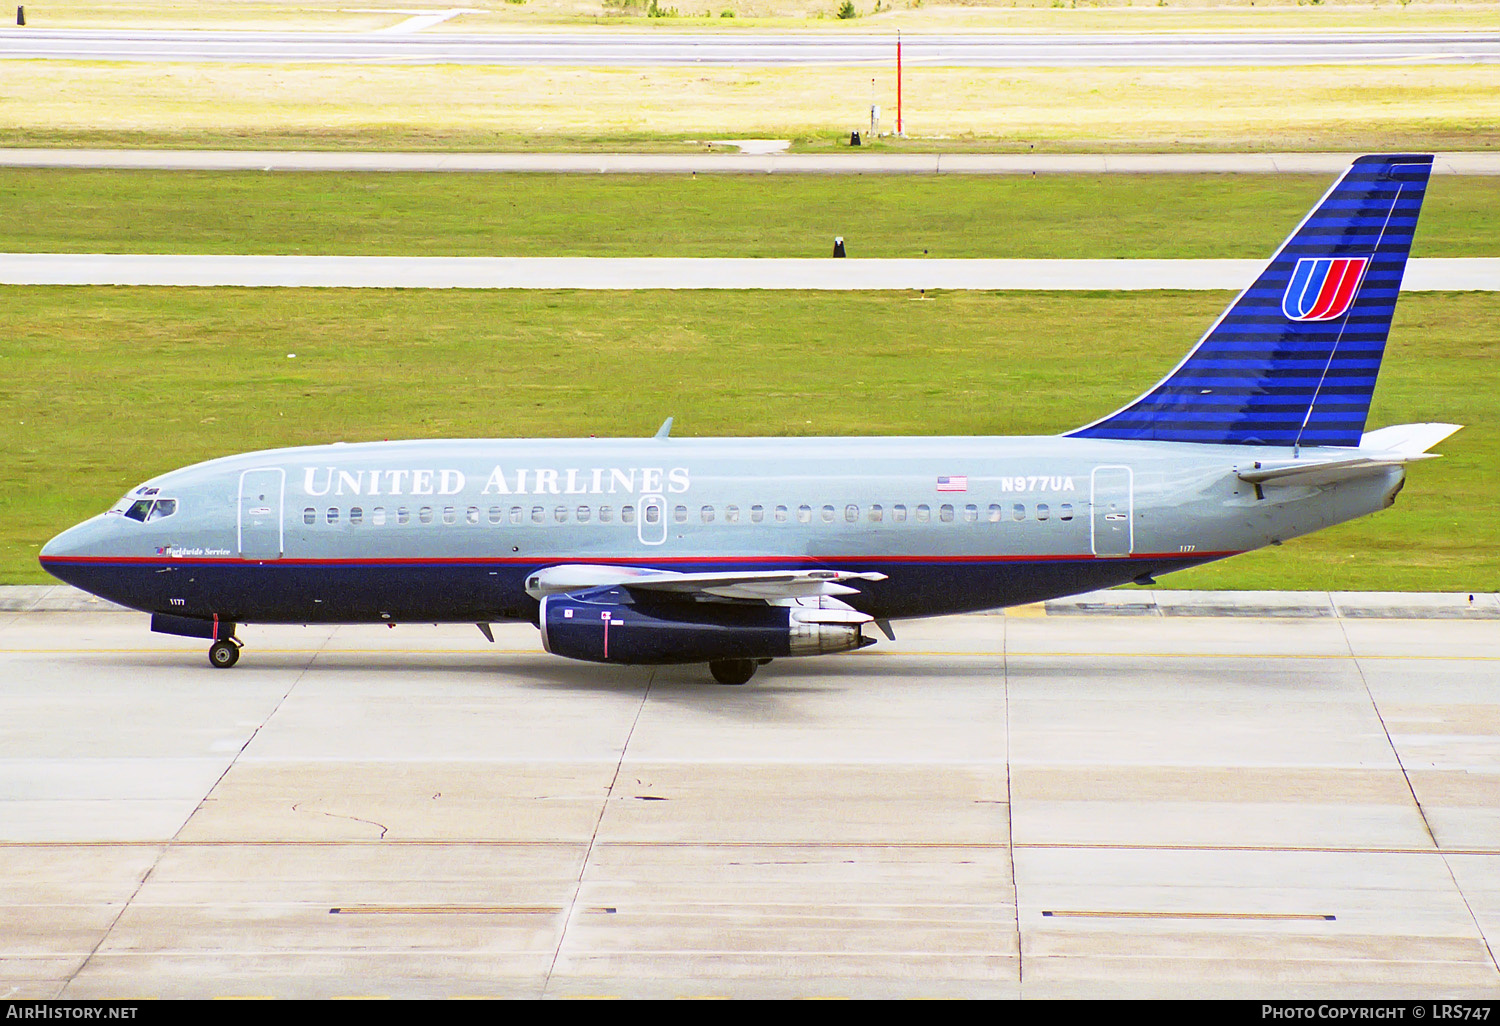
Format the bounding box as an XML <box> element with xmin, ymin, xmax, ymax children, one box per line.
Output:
<box><xmin>540</xmin><ymin>587</ymin><xmax>872</xmax><ymax>665</ymax></box>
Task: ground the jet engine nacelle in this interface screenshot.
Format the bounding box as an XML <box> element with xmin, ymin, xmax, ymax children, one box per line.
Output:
<box><xmin>539</xmin><ymin>588</ymin><xmax>873</xmax><ymax>665</ymax></box>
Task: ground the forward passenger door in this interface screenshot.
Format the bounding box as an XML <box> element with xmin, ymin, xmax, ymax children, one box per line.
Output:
<box><xmin>238</xmin><ymin>468</ymin><xmax>285</xmax><ymax>560</ymax></box>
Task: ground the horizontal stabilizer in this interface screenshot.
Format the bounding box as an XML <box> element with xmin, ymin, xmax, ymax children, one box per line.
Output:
<box><xmin>1237</xmin><ymin>422</ymin><xmax>1460</xmax><ymax>487</ymax></box>
<box><xmin>1359</xmin><ymin>422</ymin><xmax>1462</xmax><ymax>456</ymax></box>
<box><xmin>1238</xmin><ymin>455</ymin><xmax>1413</xmax><ymax>487</ymax></box>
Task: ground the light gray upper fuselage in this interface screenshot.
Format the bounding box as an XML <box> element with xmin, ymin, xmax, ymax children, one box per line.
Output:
<box><xmin>49</xmin><ymin>433</ymin><xmax>1403</xmax><ymax>577</ymax></box>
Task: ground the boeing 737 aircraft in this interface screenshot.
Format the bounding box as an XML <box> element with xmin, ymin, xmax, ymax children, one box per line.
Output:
<box><xmin>40</xmin><ymin>154</ymin><xmax>1459</xmax><ymax>684</ymax></box>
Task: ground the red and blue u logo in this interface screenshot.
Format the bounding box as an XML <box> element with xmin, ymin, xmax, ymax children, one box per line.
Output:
<box><xmin>1282</xmin><ymin>256</ymin><xmax>1369</xmax><ymax>321</ymax></box>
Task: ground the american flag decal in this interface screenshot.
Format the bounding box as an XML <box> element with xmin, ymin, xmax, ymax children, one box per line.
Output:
<box><xmin>936</xmin><ymin>475</ymin><xmax>968</xmax><ymax>492</ymax></box>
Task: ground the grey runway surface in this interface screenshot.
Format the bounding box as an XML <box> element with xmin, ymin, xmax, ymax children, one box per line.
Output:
<box><xmin>2</xmin><ymin>254</ymin><xmax>1494</xmax><ymax>290</ymax></box>
<box><xmin>4</xmin><ymin>28</ymin><xmax>1498</xmax><ymax>66</ymax></box>
<box><xmin>1</xmin><ymin>602</ymin><xmax>1497</xmax><ymax>998</ymax></box>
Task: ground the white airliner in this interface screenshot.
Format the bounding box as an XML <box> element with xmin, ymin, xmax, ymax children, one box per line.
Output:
<box><xmin>40</xmin><ymin>154</ymin><xmax>1458</xmax><ymax>684</ymax></box>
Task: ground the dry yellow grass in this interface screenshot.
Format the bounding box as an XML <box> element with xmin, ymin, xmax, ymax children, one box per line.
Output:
<box><xmin>21</xmin><ymin>0</ymin><xmax>1500</xmax><ymax>31</ymax></box>
<box><xmin>12</xmin><ymin>0</ymin><xmax>1500</xmax><ymax>150</ymax></box>
<box><xmin>4</xmin><ymin>60</ymin><xmax>1498</xmax><ymax>150</ymax></box>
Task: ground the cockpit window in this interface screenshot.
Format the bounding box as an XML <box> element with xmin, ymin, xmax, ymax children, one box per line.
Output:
<box><xmin>123</xmin><ymin>498</ymin><xmax>177</xmax><ymax>523</ymax></box>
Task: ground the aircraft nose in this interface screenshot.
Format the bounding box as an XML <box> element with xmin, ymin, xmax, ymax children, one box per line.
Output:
<box><xmin>40</xmin><ymin>527</ymin><xmax>74</xmax><ymax>561</ymax></box>
<box><xmin>39</xmin><ymin>517</ymin><xmax>99</xmax><ymax>566</ymax></box>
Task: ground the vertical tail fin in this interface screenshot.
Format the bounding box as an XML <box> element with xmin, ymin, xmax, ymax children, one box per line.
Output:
<box><xmin>1069</xmin><ymin>154</ymin><xmax>1433</xmax><ymax>447</ymax></box>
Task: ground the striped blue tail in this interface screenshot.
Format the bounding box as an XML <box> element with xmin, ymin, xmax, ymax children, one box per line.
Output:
<box><xmin>1070</xmin><ymin>154</ymin><xmax>1433</xmax><ymax>448</ymax></box>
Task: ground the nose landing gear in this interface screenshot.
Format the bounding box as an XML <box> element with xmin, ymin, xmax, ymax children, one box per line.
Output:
<box><xmin>208</xmin><ymin>638</ymin><xmax>242</xmax><ymax>669</ymax></box>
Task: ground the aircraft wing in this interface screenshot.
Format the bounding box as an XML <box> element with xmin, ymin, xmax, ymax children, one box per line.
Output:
<box><xmin>524</xmin><ymin>564</ymin><xmax>888</xmax><ymax>602</ymax></box>
<box><xmin>1237</xmin><ymin>422</ymin><xmax>1461</xmax><ymax>487</ymax></box>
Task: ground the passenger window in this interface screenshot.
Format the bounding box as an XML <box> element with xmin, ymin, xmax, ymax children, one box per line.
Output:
<box><xmin>988</xmin><ymin>503</ymin><xmax>1003</xmax><ymax>523</ymax></box>
<box><xmin>373</xmin><ymin>507</ymin><xmax>387</xmax><ymax>526</ymax></box>
<box><xmin>892</xmin><ymin>504</ymin><xmax>907</xmax><ymax>523</ymax></box>
<box><xmin>419</xmin><ymin>507</ymin><xmax>433</xmax><ymax>525</ymax></box>
<box><xmin>915</xmin><ymin>504</ymin><xmax>931</xmax><ymax>523</ymax></box>
<box><xmin>397</xmin><ymin>506</ymin><xmax>411</xmax><ymax>525</ymax></box>
<box><xmin>725</xmin><ymin>505</ymin><xmax>740</xmax><ymax>524</ymax></box>
<box><xmin>1037</xmin><ymin>503</ymin><xmax>1050</xmax><ymax>522</ymax></box>
<box><xmin>869</xmin><ymin>504</ymin><xmax>883</xmax><ymax>523</ymax></box>
<box><xmin>303</xmin><ymin>507</ymin><xmax>316</xmax><ymax>526</ymax></box>
<box><xmin>939</xmin><ymin>504</ymin><xmax>954</xmax><ymax>523</ymax></box>
<box><xmin>350</xmin><ymin>507</ymin><xmax>363</xmax><ymax>526</ymax></box>
<box><xmin>1012</xmin><ymin>504</ymin><xmax>1026</xmax><ymax>522</ymax></box>
<box><xmin>599</xmin><ymin>506</ymin><xmax>613</xmax><ymax>524</ymax></box>
<box><xmin>701</xmin><ymin>506</ymin><xmax>715</xmax><ymax>523</ymax></box>
<box><xmin>674</xmin><ymin>505</ymin><xmax>688</xmax><ymax>524</ymax></box>
<box><xmin>531</xmin><ymin>506</ymin><xmax>545</xmax><ymax>525</ymax></box>
<box><xmin>509</xmin><ymin>507</ymin><xmax>522</xmax><ymax>525</ymax></box>
<box><xmin>750</xmin><ymin>505</ymin><xmax>765</xmax><ymax>523</ymax></box>
<box><xmin>443</xmin><ymin>507</ymin><xmax>457</xmax><ymax>525</ymax></box>
<box><xmin>622</xmin><ymin>505</ymin><xmax>636</xmax><ymax>524</ymax></box>
<box><xmin>797</xmin><ymin>505</ymin><xmax>812</xmax><ymax>524</ymax></box>
<box><xmin>845</xmin><ymin>504</ymin><xmax>859</xmax><ymax>523</ymax></box>
<box><xmin>467</xmin><ymin>507</ymin><xmax>480</xmax><ymax>526</ymax></box>
<box><xmin>821</xmin><ymin>505</ymin><xmax>835</xmax><ymax>523</ymax></box>
<box><xmin>327</xmin><ymin>508</ymin><xmax>340</xmax><ymax>525</ymax></box>
<box><xmin>553</xmin><ymin>506</ymin><xmax>568</xmax><ymax>524</ymax></box>
<box><xmin>577</xmin><ymin>506</ymin><xmax>591</xmax><ymax>523</ymax></box>
<box><xmin>644</xmin><ymin>505</ymin><xmax>660</xmax><ymax>524</ymax></box>
<box><xmin>774</xmin><ymin>505</ymin><xmax>788</xmax><ymax>523</ymax></box>
<box><xmin>964</xmin><ymin>504</ymin><xmax>978</xmax><ymax>523</ymax></box>
<box><xmin>1060</xmin><ymin>503</ymin><xmax>1074</xmax><ymax>522</ymax></box>
<box><xmin>488</xmin><ymin>506</ymin><xmax>503</xmax><ymax>525</ymax></box>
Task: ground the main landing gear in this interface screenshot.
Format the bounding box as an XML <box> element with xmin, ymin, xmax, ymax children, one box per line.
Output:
<box><xmin>208</xmin><ymin>638</ymin><xmax>242</xmax><ymax>669</ymax></box>
<box><xmin>708</xmin><ymin>657</ymin><xmax>772</xmax><ymax>686</ymax></box>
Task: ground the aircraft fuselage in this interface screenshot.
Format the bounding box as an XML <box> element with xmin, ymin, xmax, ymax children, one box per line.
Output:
<box><xmin>40</xmin><ymin>434</ymin><xmax>1403</xmax><ymax>627</ymax></box>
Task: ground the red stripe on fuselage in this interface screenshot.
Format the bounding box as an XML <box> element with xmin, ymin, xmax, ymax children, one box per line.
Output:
<box><xmin>40</xmin><ymin>551</ymin><xmax>1241</xmax><ymax>569</ymax></box>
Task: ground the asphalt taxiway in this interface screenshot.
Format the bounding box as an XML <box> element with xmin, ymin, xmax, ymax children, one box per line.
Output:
<box><xmin>4</xmin><ymin>28</ymin><xmax>1497</xmax><ymax>67</ymax></box>
<box><xmin>4</xmin><ymin>148</ymin><xmax>1499</xmax><ymax>174</ymax></box>
<box><xmin>1</xmin><ymin>598</ymin><xmax>1496</xmax><ymax>998</ymax></box>
<box><xmin>2</xmin><ymin>254</ymin><xmax>1494</xmax><ymax>291</ymax></box>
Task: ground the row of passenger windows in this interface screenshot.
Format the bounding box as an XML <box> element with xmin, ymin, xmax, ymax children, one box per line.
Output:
<box><xmin>303</xmin><ymin>501</ymin><xmax>1076</xmax><ymax>527</ymax></box>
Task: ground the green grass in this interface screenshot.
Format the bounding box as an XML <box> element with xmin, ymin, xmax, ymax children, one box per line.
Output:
<box><xmin>3</xmin><ymin>288</ymin><xmax>1495</xmax><ymax>590</ymax></box>
<box><xmin>2</xmin><ymin>170</ymin><xmax>1497</xmax><ymax>258</ymax></box>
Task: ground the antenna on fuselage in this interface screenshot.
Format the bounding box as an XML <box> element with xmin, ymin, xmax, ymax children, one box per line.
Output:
<box><xmin>654</xmin><ymin>417</ymin><xmax>674</xmax><ymax>440</ymax></box>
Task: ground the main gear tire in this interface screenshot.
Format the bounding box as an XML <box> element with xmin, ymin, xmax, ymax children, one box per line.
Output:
<box><xmin>709</xmin><ymin>658</ymin><xmax>757</xmax><ymax>686</ymax></box>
